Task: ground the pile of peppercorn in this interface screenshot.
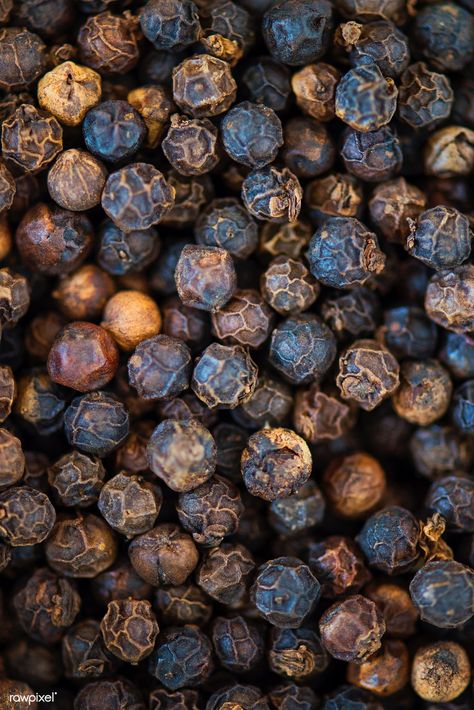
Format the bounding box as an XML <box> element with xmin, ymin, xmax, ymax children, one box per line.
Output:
<box><xmin>0</xmin><ymin>0</ymin><xmax>473</xmax><ymax>707</ymax></box>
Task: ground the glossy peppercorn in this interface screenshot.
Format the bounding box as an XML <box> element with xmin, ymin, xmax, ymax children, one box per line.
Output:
<box><xmin>48</xmin><ymin>451</ymin><xmax>105</xmax><ymax>508</ymax></box>
<box><xmin>83</xmin><ymin>100</ymin><xmax>146</xmax><ymax>164</ymax></box>
<box><xmin>47</xmin><ymin>149</ymin><xmax>107</xmax><ymax>212</ymax></box>
<box><xmin>411</xmin><ymin>641</ymin><xmax>471</xmax><ymax>703</ymax></box>
<box><xmin>64</xmin><ymin>391</ymin><xmax>129</xmax><ymax>456</ymax></box>
<box><xmin>319</xmin><ymin>594</ymin><xmax>385</xmax><ymax>664</ymax></box>
<box><xmin>78</xmin><ymin>11</ymin><xmax>140</xmax><ymax>75</ymax></box>
<box><xmin>13</xmin><ymin>567</ymin><xmax>80</xmax><ymax>643</ymax></box>
<box><xmin>242</xmin><ymin>166</ymin><xmax>302</xmax><ymax>222</ymax></box>
<box><xmin>357</xmin><ymin>506</ymin><xmax>420</xmax><ymax>574</ymax></box>
<box><xmin>100</xmin><ymin>598</ymin><xmax>159</xmax><ymax>664</ymax></box>
<box><xmin>410</xmin><ymin>560</ymin><xmax>474</xmax><ymax>628</ymax></box>
<box><xmin>101</xmin><ymin>290</ymin><xmax>161</xmax><ymax>351</ymax></box>
<box><xmin>37</xmin><ymin>61</ymin><xmax>102</xmax><ymax>127</ymax></box>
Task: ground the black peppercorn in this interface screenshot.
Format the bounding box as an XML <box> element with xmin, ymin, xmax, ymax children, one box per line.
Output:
<box><xmin>410</xmin><ymin>560</ymin><xmax>474</xmax><ymax>629</ymax></box>
<box><xmin>268</xmin><ymin>625</ymin><xmax>328</xmax><ymax>681</ymax></box>
<box><xmin>154</xmin><ymin>583</ymin><xmax>213</xmax><ymax>628</ymax></box>
<box><xmin>196</xmin><ymin>197</ymin><xmax>258</xmax><ymax>259</ymax></box>
<box><xmin>192</xmin><ymin>342</ymin><xmax>258</xmax><ymax>409</ymax></box>
<box><xmin>0</xmin><ymin>486</ymin><xmax>55</xmax><ymax>546</ymax></box>
<box><xmin>2</xmin><ymin>104</ymin><xmax>63</xmax><ymax>174</ymax></box>
<box><xmin>163</xmin><ymin>114</ymin><xmax>219</xmax><ymax>176</ymax></box>
<box><xmin>335</xmin><ymin>64</ymin><xmax>398</xmax><ymax>133</ymax></box>
<box><xmin>98</xmin><ymin>472</ymin><xmax>162</xmax><ymax>538</ymax></box>
<box><xmin>140</xmin><ymin>0</ymin><xmax>201</xmax><ymax>52</ymax></box>
<box><xmin>196</xmin><ymin>542</ymin><xmax>255</xmax><ymax>606</ymax></box>
<box><xmin>212</xmin><ymin>614</ymin><xmax>264</xmax><ymax>673</ymax></box>
<box><xmin>48</xmin><ymin>451</ymin><xmax>105</xmax><ymax>508</ymax></box>
<box><xmin>221</xmin><ymin>101</ymin><xmax>283</xmax><ymax>169</ymax></box>
<box><xmin>149</xmin><ymin>625</ymin><xmax>214</xmax><ymax>690</ymax></box>
<box><xmin>64</xmin><ymin>391</ymin><xmax>129</xmax><ymax>457</ymax></box>
<box><xmin>357</xmin><ymin>506</ymin><xmax>420</xmax><ymax>574</ymax></box>
<box><xmin>0</xmin><ymin>27</ymin><xmax>47</xmax><ymax>91</ymax></box>
<box><xmin>78</xmin><ymin>11</ymin><xmax>140</xmax><ymax>75</ymax></box>
<box><xmin>173</xmin><ymin>54</ymin><xmax>237</xmax><ymax>118</ymax></box>
<box><xmin>128</xmin><ymin>334</ymin><xmax>192</xmax><ymax>401</ymax></box>
<box><xmin>175</xmin><ymin>244</ymin><xmax>237</xmax><ymax>312</ymax></box>
<box><xmin>340</xmin><ymin>126</ymin><xmax>402</xmax><ymax>182</ymax></box>
<box><xmin>100</xmin><ymin>598</ymin><xmax>159</xmax><ymax>664</ymax></box>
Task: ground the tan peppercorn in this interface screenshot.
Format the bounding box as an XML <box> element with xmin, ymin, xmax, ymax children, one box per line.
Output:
<box><xmin>424</xmin><ymin>126</ymin><xmax>474</xmax><ymax>178</ymax></box>
<box><xmin>392</xmin><ymin>360</ymin><xmax>453</xmax><ymax>426</ymax></box>
<box><xmin>47</xmin><ymin>149</ymin><xmax>108</xmax><ymax>212</ymax></box>
<box><xmin>411</xmin><ymin>641</ymin><xmax>471</xmax><ymax>702</ymax></box>
<box><xmin>347</xmin><ymin>639</ymin><xmax>410</xmax><ymax>696</ymax></box>
<box><xmin>38</xmin><ymin>61</ymin><xmax>102</xmax><ymax>127</ymax></box>
<box><xmin>101</xmin><ymin>290</ymin><xmax>161</xmax><ymax>351</ymax></box>
<box><xmin>127</xmin><ymin>86</ymin><xmax>175</xmax><ymax>149</ymax></box>
<box><xmin>323</xmin><ymin>452</ymin><xmax>386</xmax><ymax>519</ymax></box>
<box><xmin>53</xmin><ymin>265</ymin><xmax>116</xmax><ymax>321</ymax></box>
<box><xmin>292</xmin><ymin>63</ymin><xmax>340</xmax><ymax>122</ymax></box>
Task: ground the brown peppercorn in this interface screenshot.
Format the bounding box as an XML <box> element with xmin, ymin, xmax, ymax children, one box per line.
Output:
<box><xmin>48</xmin><ymin>43</ymin><xmax>77</xmax><ymax>67</ymax></box>
<box><xmin>173</xmin><ymin>54</ymin><xmax>237</xmax><ymax>118</ymax></box>
<box><xmin>129</xmin><ymin>523</ymin><xmax>199</xmax><ymax>587</ymax></box>
<box><xmin>424</xmin><ymin>125</ymin><xmax>474</xmax><ymax>178</ymax></box>
<box><xmin>319</xmin><ymin>594</ymin><xmax>386</xmax><ymax>664</ymax></box>
<box><xmin>0</xmin><ymin>428</ymin><xmax>24</xmax><ymax>489</ymax></box>
<box><xmin>78</xmin><ymin>11</ymin><xmax>140</xmax><ymax>75</ymax></box>
<box><xmin>25</xmin><ymin>311</ymin><xmax>66</xmax><ymax>362</ymax></box>
<box><xmin>163</xmin><ymin>114</ymin><xmax>220</xmax><ymax>176</ymax></box>
<box><xmin>411</xmin><ymin>641</ymin><xmax>471</xmax><ymax>702</ymax></box>
<box><xmin>101</xmin><ymin>290</ymin><xmax>161</xmax><ymax>351</ymax></box>
<box><xmin>293</xmin><ymin>384</ymin><xmax>356</xmax><ymax>444</ymax></box>
<box><xmin>62</xmin><ymin>618</ymin><xmax>119</xmax><ymax>680</ymax></box>
<box><xmin>0</xmin><ymin>486</ymin><xmax>56</xmax><ymax>546</ymax></box>
<box><xmin>425</xmin><ymin>265</ymin><xmax>474</xmax><ymax>334</ymax></box>
<box><xmin>177</xmin><ymin>475</ymin><xmax>243</xmax><ymax>547</ymax></box>
<box><xmin>291</xmin><ymin>62</ymin><xmax>340</xmax><ymax>121</ymax></box>
<box><xmin>100</xmin><ymin>598</ymin><xmax>159</xmax><ymax>664</ymax></box>
<box><xmin>369</xmin><ymin>178</ymin><xmax>426</xmax><ymax>243</ymax></box>
<box><xmin>114</xmin><ymin>421</ymin><xmax>154</xmax><ymax>475</ymax></box>
<box><xmin>347</xmin><ymin>639</ymin><xmax>410</xmax><ymax>697</ymax></box>
<box><xmin>147</xmin><ymin>418</ymin><xmax>216</xmax><ymax>493</ymax></box>
<box><xmin>45</xmin><ymin>513</ymin><xmax>118</xmax><ymax>578</ymax></box>
<box><xmin>212</xmin><ymin>615</ymin><xmax>264</xmax><ymax>673</ymax></box>
<box><xmin>261</xmin><ymin>257</ymin><xmax>320</xmax><ymax>316</ymax></box>
<box><xmin>47</xmin><ymin>322</ymin><xmax>119</xmax><ymax>392</ymax></box>
<box><xmin>154</xmin><ymin>583</ymin><xmax>213</xmax><ymax>628</ymax></box>
<box><xmin>91</xmin><ymin>559</ymin><xmax>152</xmax><ymax>607</ymax></box>
<box><xmin>322</xmin><ymin>452</ymin><xmax>386</xmax><ymax>519</ymax></box>
<box><xmin>259</xmin><ymin>219</ymin><xmax>312</xmax><ymax>261</ymax></box>
<box><xmin>196</xmin><ymin>542</ymin><xmax>255</xmax><ymax>606</ymax></box>
<box><xmin>0</xmin><ymin>27</ymin><xmax>47</xmax><ymax>91</ymax></box>
<box><xmin>337</xmin><ymin>339</ymin><xmax>400</xmax><ymax>411</ymax></box>
<box><xmin>392</xmin><ymin>360</ymin><xmax>452</xmax><ymax>425</ymax></box>
<box><xmin>0</xmin><ymin>216</ymin><xmax>12</xmax><ymax>261</ymax></box>
<box><xmin>267</xmin><ymin>626</ymin><xmax>329</xmax><ymax>681</ymax></box>
<box><xmin>53</xmin><ymin>265</ymin><xmax>116</xmax><ymax>321</ymax></box>
<box><xmin>1</xmin><ymin>104</ymin><xmax>63</xmax><ymax>174</ymax></box>
<box><xmin>0</xmin><ymin>268</ymin><xmax>30</xmax><ymax>328</ymax></box>
<box><xmin>16</xmin><ymin>203</ymin><xmax>93</xmax><ymax>276</ymax></box>
<box><xmin>0</xmin><ymin>161</ymin><xmax>15</xmax><ymax>215</ymax></box>
<box><xmin>211</xmin><ymin>289</ymin><xmax>274</xmax><ymax>348</ymax></box>
<box><xmin>365</xmin><ymin>582</ymin><xmax>418</xmax><ymax>638</ymax></box>
<box><xmin>305</xmin><ymin>173</ymin><xmax>363</xmax><ymax>223</ymax></box>
<box><xmin>37</xmin><ymin>61</ymin><xmax>102</xmax><ymax>127</ymax></box>
<box><xmin>47</xmin><ymin>149</ymin><xmax>107</xmax><ymax>212</ymax></box>
<box><xmin>128</xmin><ymin>334</ymin><xmax>192</xmax><ymax>401</ymax></box>
<box><xmin>128</xmin><ymin>85</ymin><xmax>175</xmax><ymax>149</ymax></box>
<box><xmin>309</xmin><ymin>536</ymin><xmax>371</xmax><ymax>598</ymax></box>
<box><xmin>48</xmin><ymin>450</ymin><xmax>105</xmax><ymax>508</ymax></box>
<box><xmin>98</xmin><ymin>472</ymin><xmax>162</xmax><ymax>538</ymax></box>
<box><xmin>175</xmin><ymin>245</ymin><xmax>237</xmax><ymax>313</ymax></box>
<box><xmin>241</xmin><ymin>427</ymin><xmax>312</xmax><ymax>502</ymax></box>
<box><xmin>0</xmin><ymin>365</ymin><xmax>15</xmax><ymax>422</ymax></box>
<box><xmin>13</xmin><ymin>567</ymin><xmax>81</xmax><ymax>643</ymax></box>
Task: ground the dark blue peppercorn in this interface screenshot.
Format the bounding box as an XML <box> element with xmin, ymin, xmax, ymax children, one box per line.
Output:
<box><xmin>340</xmin><ymin>126</ymin><xmax>402</xmax><ymax>182</ymax></box>
<box><xmin>413</xmin><ymin>1</ymin><xmax>474</xmax><ymax>72</ymax></box>
<box><xmin>262</xmin><ymin>0</ymin><xmax>334</xmax><ymax>66</ymax></box>
<box><xmin>241</xmin><ymin>56</ymin><xmax>291</xmax><ymax>112</ymax></box>
<box><xmin>148</xmin><ymin>625</ymin><xmax>214</xmax><ymax>689</ymax></box>
<box><xmin>306</xmin><ymin>217</ymin><xmax>386</xmax><ymax>290</ymax></box>
<box><xmin>195</xmin><ymin>198</ymin><xmax>258</xmax><ymax>259</ymax></box>
<box><xmin>140</xmin><ymin>0</ymin><xmax>201</xmax><ymax>51</ymax></box>
<box><xmin>221</xmin><ymin>101</ymin><xmax>283</xmax><ymax>169</ymax></box>
<box><xmin>356</xmin><ymin>506</ymin><xmax>420</xmax><ymax>574</ymax></box>
<box><xmin>64</xmin><ymin>391</ymin><xmax>130</xmax><ymax>457</ymax></box>
<box><xmin>242</xmin><ymin>166</ymin><xmax>302</xmax><ymax>222</ymax></box>
<box><xmin>336</xmin><ymin>64</ymin><xmax>398</xmax><ymax>132</ymax></box>
<box><xmin>398</xmin><ymin>62</ymin><xmax>453</xmax><ymax>130</ymax></box>
<box><xmin>98</xmin><ymin>220</ymin><xmax>160</xmax><ymax>276</ymax></box>
<box><xmin>381</xmin><ymin>306</ymin><xmax>437</xmax><ymax>360</ymax></box>
<box><xmin>323</xmin><ymin>684</ymin><xmax>382</xmax><ymax>710</ymax></box>
<box><xmin>451</xmin><ymin>380</ymin><xmax>474</xmax><ymax>434</ymax></box>
<box><xmin>409</xmin><ymin>560</ymin><xmax>474</xmax><ymax>628</ymax></box>
<box><xmin>426</xmin><ymin>475</ymin><xmax>474</xmax><ymax>533</ymax></box>
<box><xmin>251</xmin><ymin>556</ymin><xmax>321</xmax><ymax>628</ymax></box>
<box><xmin>269</xmin><ymin>314</ymin><xmax>337</xmax><ymax>385</ymax></box>
<box><xmin>83</xmin><ymin>100</ymin><xmax>146</xmax><ymax>164</ymax></box>
<box><xmin>347</xmin><ymin>20</ymin><xmax>410</xmax><ymax>78</ymax></box>
<box><xmin>440</xmin><ymin>332</ymin><xmax>474</xmax><ymax>380</ymax></box>
<box><xmin>406</xmin><ymin>206</ymin><xmax>471</xmax><ymax>271</ymax></box>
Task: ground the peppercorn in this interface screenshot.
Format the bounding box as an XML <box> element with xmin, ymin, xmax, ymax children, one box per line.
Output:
<box><xmin>128</xmin><ymin>335</ymin><xmax>191</xmax><ymax>401</ymax></box>
<box><xmin>149</xmin><ymin>624</ymin><xmax>213</xmax><ymax>690</ymax></box>
<box><xmin>411</xmin><ymin>641</ymin><xmax>471</xmax><ymax>703</ymax></box>
<box><xmin>398</xmin><ymin>62</ymin><xmax>453</xmax><ymax>131</ymax></box>
<box><xmin>14</xmin><ymin>368</ymin><xmax>65</xmax><ymax>435</ymax></box>
<box><xmin>98</xmin><ymin>472</ymin><xmax>162</xmax><ymax>538</ymax></box>
<box><xmin>451</xmin><ymin>380</ymin><xmax>474</xmax><ymax>434</ymax></box>
<box><xmin>0</xmin><ymin>485</ymin><xmax>55</xmax><ymax>546</ymax></box>
<box><xmin>100</xmin><ymin>598</ymin><xmax>159</xmax><ymax>664</ymax></box>
<box><xmin>101</xmin><ymin>162</ymin><xmax>175</xmax><ymax>232</ymax></box>
<box><xmin>101</xmin><ymin>290</ymin><xmax>161</xmax><ymax>351</ymax></box>
<box><xmin>162</xmin><ymin>171</ymin><xmax>214</xmax><ymax>229</ymax></box>
<box><xmin>83</xmin><ymin>99</ymin><xmax>146</xmax><ymax>164</ymax></box>
<box><xmin>16</xmin><ymin>203</ymin><xmax>93</xmax><ymax>276</ymax></box>
<box><xmin>377</xmin><ymin>306</ymin><xmax>437</xmax><ymax>361</ymax></box>
<box><xmin>140</xmin><ymin>0</ymin><xmax>201</xmax><ymax>51</ymax></box>
<box><xmin>268</xmin><ymin>481</ymin><xmax>325</xmax><ymax>537</ymax></box>
<box><xmin>2</xmin><ymin>104</ymin><xmax>63</xmax><ymax>175</ymax></box>
<box><xmin>323</xmin><ymin>453</ymin><xmax>386</xmax><ymax>520</ymax></box>
<box><xmin>357</xmin><ymin>506</ymin><xmax>420</xmax><ymax>574</ymax></box>
<box><xmin>0</xmin><ymin>27</ymin><xmax>47</xmax><ymax>91</ymax></box>
<box><xmin>74</xmin><ymin>678</ymin><xmax>144</xmax><ymax>710</ymax></box>
<box><xmin>64</xmin><ymin>391</ymin><xmax>129</xmax><ymax>456</ymax></box>
<box><xmin>260</xmin><ymin>257</ymin><xmax>318</xmax><ymax>318</ymax></box>
<box><xmin>336</xmin><ymin>64</ymin><xmax>397</xmax><ymax>133</ymax></box>
<box><xmin>97</xmin><ymin>221</ymin><xmax>158</xmax><ymax>278</ymax></box>
<box><xmin>13</xmin><ymin>567</ymin><xmax>80</xmax><ymax>643</ymax></box>
<box><xmin>45</xmin><ymin>513</ymin><xmax>117</xmax><ymax>578</ymax></box>
<box><xmin>410</xmin><ymin>559</ymin><xmax>474</xmax><ymax>628</ymax></box>
<box><xmin>47</xmin><ymin>149</ymin><xmax>107</xmax><ymax>212</ymax></box>
<box><xmin>282</xmin><ymin>116</ymin><xmax>335</xmax><ymax>179</ymax></box>
<box><xmin>440</xmin><ymin>332</ymin><xmax>474</xmax><ymax>379</ymax></box>
<box><xmin>157</xmin><ymin>392</ymin><xmax>216</xmax><ymax>429</ymax></box>
<box><xmin>173</xmin><ymin>54</ymin><xmax>237</xmax><ymax>118</ymax></box>
<box><xmin>410</xmin><ymin>424</ymin><xmax>473</xmax><ymax>480</ymax></box>
<box><xmin>425</xmin><ymin>265</ymin><xmax>474</xmax><ymax>334</ymax></box>
<box><xmin>241</xmin><ymin>56</ymin><xmax>290</xmax><ymax>112</ymax></box>
<box><xmin>341</xmin><ymin>126</ymin><xmax>402</xmax><ymax>182</ymax></box>
<box><xmin>242</xmin><ymin>166</ymin><xmax>302</xmax><ymax>222</ymax></box>
<box><xmin>319</xmin><ymin>594</ymin><xmax>385</xmax><ymax>664</ymax></box>
<box><xmin>424</xmin><ymin>125</ymin><xmax>474</xmax><ymax>178</ymax></box>
<box><xmin>162</xmin><ymin>114</ymin><xmax>219</xmax><ymax>176</ymax></box>
<box><xmin>259</xmin><ymin>219</ymin><xmax>312</xmax><ymax>261</ymax></box>
<box><xmin>269</xmin><ymin>684</ymin><xmax>319</xmax><ymax>710</ymax></box>
<box><xmin>48</xmin><ymin>450</ymin><xmax>105</xmax><ymax>508</ymax></box>
<box><xmin>154</xmin><ymin>583</ymin><xmax>213</xmax><ymax>627</ymax></box>
<box><xmin>0</xmin><ymin>163</ymin><xmax>15</xmax><ymax>217</ymax></box>
<box><xmin>207</xmin><ymin>684</ymin><xmax>269</xmax><ymax>710</ymax></box>
<box><xmin>62</xmin><ymin>619</ymin><xmax>119</xmax><ymax>679</ymax></box>
<box><xmin>426</xmin><ymin>475</ymin><xmax>474</xmax><ymax>534</ymax></box>
<box><xmin>211</xmin><ymin>289</ymin><xmax>274</xmax><ymax>349</ymax></box>
<box><xmin>293</xmin><ymin>384</ymin><xmax>356</xmax><ymax>445</ymax></box>
<box><xmin>78</xmin><ymin>11</ymin><xmax>140</xmax><ymax>75</ymax></box>
<box><xmin>195</xmin><ymin>198</ymin><xmax>258</xmax><ymax>260</ymax></box>
<box><xmin>268</xmin><ymin>625</ymin><xmax>328</xmax><ymax>681</ymax></box>
<box><xmin>365</xmin><ymin>582</ymin><xmax>418</xmax><ymax>640</ymax></box>
<box><xmin>221</xmin><ymin>101</ymin><xmax>283</xmax><ymax>169</ymax></box>
<box><xmin>406</xmin><ymin>206</ymin><xmax>471</xmax><ymax>272</ymax></box>
<box><xmin>263</xmin><ymin>0</ymin><xmax>333</xmax><ymax>66</ymax></box>
<box><xmin>129</xmin><ymin>522</ymin><xmax>199</xmax><ymax>587</ymax></box>
<box><xmin>196</xmin><ymin>542</ymin><xmax>255</xmax><ymax>606</ymax></box>
<box><xmin>337</xmin><ymin>339</ymin><xmax>400</xmax><ymax>411</ymax></box>
<box><xmin>0</xmin><ymin>366</ymin><xmax>15</xmax><ymax>423</ymax></box>
<box><xmin>5</xmin><ymin>639</ymin><xmax>62</xmax><ymax>688</ymax></box>
<box><xmin>368</xmin><ymin>178</ymin><xmax>426</xmax><ymax>244</ymax></box>
<box><xmin>192</xmin><ymin>342</ymin><xmax>258</xmax><ymax>409</ymax></box>
<box><xmin>392</xmin><ymin>359</ymin><xmax>452</xmax><ymax>426</ymax></box>
<box><xmin>309</xmin><ymin>536</ymin><xmax>371</xmax><ymax>599</ymax></box>
<box><xmin>91</xmin><ymin>559</ymin><xmax>152</xmax><ymax>606</ymax></box>
<box><xmin>53</xmin><ymin>265</ymin><xmax>115</xmax><ymax>322</ymax></box>
<box><xmin>211</xmin><ymin>614</ymin><xmax>263</xmax><ymax>673</ymax></box>
<box><xmin>37</xmin><ymin>61</ymin><xmax>102</xmax><ymax>127</ymax></box>
<box><xmin>414</xmin><ymin>2</ymin><xmax>474</xmax><ymax>72</ymax></box>
<box><xmin>175</xmin><ymin>245</ymin><xmax>237</xmax><ymax>313</ymax></box>
<box><xmin>347</xmin><ymin>639</ymin><xmax>409</xmax><ymax>697</ymax></box>
<box><xmin>149</xmin><ymin>688</ymin><xmax>199</xmax><ymax>710</ymax></box>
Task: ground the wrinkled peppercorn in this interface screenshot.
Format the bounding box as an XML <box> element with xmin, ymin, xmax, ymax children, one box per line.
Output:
<box><xmin>357</xmin><ymin>506</ymin><xmax>420</xmax><ymax>574</ymax></box>
<box><xmin>392</xmin><ymin>359</ymin><xmax>452</xmax><ymax>426</ymax></box>
<box><xmin>347</xmin><ymin>638</ymin><xmax>409</xmax><ymax>697</ymax></box>
<box><xmin>98</xmin><ymin>472</ymin><xmax>162</xmax><ymax>538</ymax></box>
<box><xmin>53</xmin><ymin>265</ymin><xmax>115</xmax><ymax>321</ymax></box>
<box><xmin>149</xmin><ymin>624</ymin><xmax>214</xmax><ymax>690</ymax></box>
<box><xmin>319</xmin><ymin>594</ymin><xmax>385</xmax><ymax>664</ymax></box>
<box><xmin>337</xmin><ymin>339</ymin><xmax>400</xmax><ymax>411</ymax></box>
<box><xmin>100</xmin><ymin>598</ymin><xmax>159</xmax><ymax>664</ymax></box>
<box><xmin>78</xmin><ymin>11</ymin><xmax>140</xmax><ymax>75</ymax></box>
<box><xmin>37</xmin><ymin>61</ymin><xmax>102</xmax><ymax>127</ymax></box>
<box><xmin>0</xmin><ymin>486</ymin><xmax>55</xmax><ymax>546</ymax></box>
<box><xmin>409</xmin><ymin>560</ymin><xmax>474</xmax><ymax>628</ymax></box>
<box><xmin>48</xmin><ymin>450</ymin><xmax>105</xmax><ymax>508</ymax></box>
